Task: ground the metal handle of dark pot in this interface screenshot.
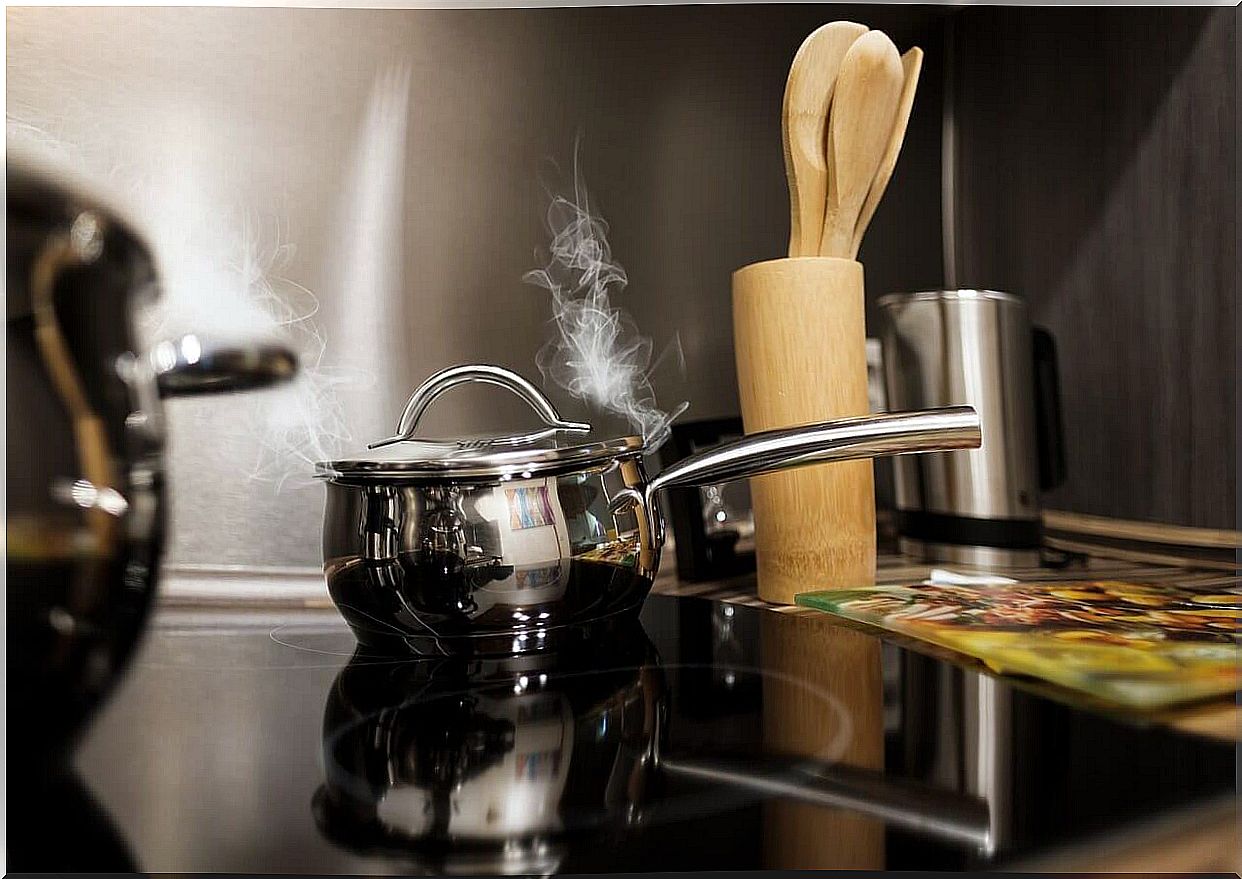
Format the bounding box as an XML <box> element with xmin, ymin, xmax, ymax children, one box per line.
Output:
<box><xmin>13</xmin><ymin>177</ymin><xmax>298</xmax><ymax>402</ymax></box>
<box><xmin>151</xmin><ymin>333</ymin><xmax>298</xmax><ymax>397</ymax></box>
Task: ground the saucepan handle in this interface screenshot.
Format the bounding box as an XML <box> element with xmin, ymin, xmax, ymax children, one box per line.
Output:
<box><xmin>647</xmin><ymin>407</ymin><xmax>981</xmax><ymax>496</ymax></box>
<box><xmin>153</xmin><ymin>335</ymin><xmax>298</xmax><ymax>397</ymax></box>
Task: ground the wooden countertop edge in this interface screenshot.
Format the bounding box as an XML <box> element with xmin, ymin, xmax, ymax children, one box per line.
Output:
<box><xmin>1044</xmin><ymin>535</ymin><xmax>1239</xmax><ymax>571</ymax></box>
<box><xmin>1005</xmin><ymin>794</ymin><xmax>1239</xmax><ymax>873</ymax></box>
<box><xmin>1044</xmin><ymin>508</ymin><xmax>1242</xmax><ymax>550</ymax></box>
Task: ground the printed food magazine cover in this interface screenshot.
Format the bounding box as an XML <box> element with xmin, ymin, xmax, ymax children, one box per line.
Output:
<box><xmin>797</xmin><ymin>579</ymin><xmax>1241</xmax><ymax>708</ymax></box>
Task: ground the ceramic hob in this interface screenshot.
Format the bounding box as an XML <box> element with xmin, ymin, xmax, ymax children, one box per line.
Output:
<box><xmin>9</xmin><ymin>593</ymin><xmax>1234</xmax><ymax>873</ymax></box>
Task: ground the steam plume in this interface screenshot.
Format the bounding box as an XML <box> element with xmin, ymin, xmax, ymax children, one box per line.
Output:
<box><xmin>7</xmin><ymin>62</ymin><xmax>413</xmax><ymax>489</ymax></box>
<box><xmin>524</xmin><ymin>154</ymin><xmax>687</xmax><ymax>448</ymax></box>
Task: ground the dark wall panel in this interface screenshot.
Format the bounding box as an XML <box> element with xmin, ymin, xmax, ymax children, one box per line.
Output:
<box><xmin>952</xmin><ymin>7</ymin><xmax>1236</xmax><ymax>529</ymax></box>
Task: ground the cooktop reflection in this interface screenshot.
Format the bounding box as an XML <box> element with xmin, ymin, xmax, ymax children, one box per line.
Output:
<box><xmin>311</xmin><ymin>623</ymin><xmax>881</xmax><ymax>874</ymax></box>
<box><xmin>23</xmin><ymin>594</ymin><xmax>1236</xmax><ymax>873</ymax></box>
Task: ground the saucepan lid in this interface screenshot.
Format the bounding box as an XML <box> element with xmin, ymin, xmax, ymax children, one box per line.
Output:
<box><xmin>314</xmin><ymin>364</ymin><xmax>645</xmax><ymax>481</ymax></box>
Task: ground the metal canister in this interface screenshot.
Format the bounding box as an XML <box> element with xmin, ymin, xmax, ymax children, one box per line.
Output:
<box><xmin>878</xmin><ymin>290</ymin><xmax>1065</xmax><ymax>567</ymax></box>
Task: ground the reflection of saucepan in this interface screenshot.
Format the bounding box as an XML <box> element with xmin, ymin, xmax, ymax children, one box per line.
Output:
<box><xmin>7</xmin><ymin>150</ymin><xmax>298</xmax><ymax>763</ymax></box>
<box><xmin>317</xmin><ymin>364</ymin><xmax>981</xmax><ymax>653</ymax></box>
<box><xmin>313</xmin><ymin>621</ymin><xmax>663</xmax><ymax>873</ymax></box>
<box><xmin>313</xmin><ymin>622</ymin><xmax>994</xmax><ymax>872</ymax></box>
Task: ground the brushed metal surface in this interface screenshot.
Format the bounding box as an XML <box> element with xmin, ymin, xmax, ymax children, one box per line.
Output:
<box><xmin>880</xmin><ymin>290</ymin><xmax>1040</xmax><ymax>523</ymax></box>
<box><xmin>6</xmin><ymin>5</ymin><xmax>947</xmax><ymax>569</ymax></box>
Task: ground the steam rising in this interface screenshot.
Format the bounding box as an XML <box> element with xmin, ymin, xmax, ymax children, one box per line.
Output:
<box><xmin>524</xmin><ymin>158</ymin><xmax>687</xmax><ymax>448</ymax></box>
<box><xmin>7</xmin><ymin>63</ymin><xmax>415</xmax><ymax>489</ymax></box>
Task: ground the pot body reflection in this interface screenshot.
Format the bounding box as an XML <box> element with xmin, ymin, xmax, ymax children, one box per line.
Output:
<box><xmin>322</xmin><ymin>455</ymin><xmax>661</xmax><ymax>653</ymax></box>
<box><xmin>313</xmin><ymin>624</ymin><xmax>665</xmax><ymax>871</ymax></box>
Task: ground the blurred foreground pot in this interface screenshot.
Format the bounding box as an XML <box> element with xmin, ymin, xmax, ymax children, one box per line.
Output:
<box><xmin>6</xmin><ymin>150</ymin><xmax>298</xmax><ymax>764</ymax></box>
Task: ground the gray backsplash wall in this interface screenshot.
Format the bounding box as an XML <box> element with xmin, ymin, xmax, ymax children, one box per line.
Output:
<box><xmin>8</xmin><ymin>4</ymin><xmax>1230</xmax><ymax>572</ymax></box>
<box><xmin>950</xmin><ymin>6</ymin><xmax>1236</xmax><ymax>530</ymax></box>
<box><xmin>7</xmin><ymin>5</ymin><xmax>944</xmax><ymax>568</ymax></box>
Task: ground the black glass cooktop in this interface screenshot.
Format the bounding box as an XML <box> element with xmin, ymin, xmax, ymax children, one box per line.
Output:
<box><xmin>10</xmin><ymin>594</ymin><xmax>1234</xmax><ymax>873</ymax></box>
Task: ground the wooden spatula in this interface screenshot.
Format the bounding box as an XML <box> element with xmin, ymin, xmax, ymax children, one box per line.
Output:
<box><xmin>848</xmin><ymin>47</ymin><xmax>923</xmax><ymax>259</ymax></box>
<box><xmin>818</xmin><ymin>30</ymin><xmax>904</xmax><ymax>259</ymax></box>
<box><xmin>782</xmin><ymin>21</ymin><xmax>868</xmax><ymax>258</ymax></box>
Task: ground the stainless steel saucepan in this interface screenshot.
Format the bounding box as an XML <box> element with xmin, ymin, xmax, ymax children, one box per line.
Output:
<box><xmin>315</xmin><ymin>364</ymin><xmax>981</xmax><ymax>653</ymax></box>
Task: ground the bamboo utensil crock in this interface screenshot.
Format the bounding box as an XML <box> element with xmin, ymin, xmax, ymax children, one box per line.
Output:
<box><xmin>735</xmin><ymin>24</ymin><xmax>921</xmax><ymax>604</ymax></box>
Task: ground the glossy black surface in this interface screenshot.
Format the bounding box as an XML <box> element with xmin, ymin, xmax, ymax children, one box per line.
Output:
<box><xmin>14</xmin><ymin>593</ymin><xmax>1234</xmax><ymax>872</ymax></box>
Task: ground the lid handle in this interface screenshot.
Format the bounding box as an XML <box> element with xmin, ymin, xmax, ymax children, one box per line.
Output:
<box><xmin>368</xmin><ymin>364</ymin><xmax>592</xmax><ymax>450</ymax></box>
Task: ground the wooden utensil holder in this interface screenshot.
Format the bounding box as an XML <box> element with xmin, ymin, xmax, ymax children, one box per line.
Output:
<box><xmin>732</xmin><ymin>257</ymin><xmax>876</xmax><ymax>604</ymax></box>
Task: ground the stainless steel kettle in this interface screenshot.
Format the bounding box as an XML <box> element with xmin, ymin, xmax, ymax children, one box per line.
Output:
<box><xmin>878</xmin><ymin>290</ymin><xmax>1066</xmax><ymax>567</ymax></box>
<box><xmin>7</xmin><ymin>151</ymin><xmax>298</xmax><ymax>763</ymax></box>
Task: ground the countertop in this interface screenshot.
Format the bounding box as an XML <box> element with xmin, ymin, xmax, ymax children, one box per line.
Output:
<box><xmin>159</xmin><ymin>543</ymin><xmax>1241</xmax><ymax>743</ymax></box>
<box><xmin>11</xmin><ymin>549</ymin><xmax>1238</xmax><ymax>874</ymax></box>
<box><xmin>653</xmin><ymin>549</ymin><xmax>1242</xmax><ymax>743</ymax></box>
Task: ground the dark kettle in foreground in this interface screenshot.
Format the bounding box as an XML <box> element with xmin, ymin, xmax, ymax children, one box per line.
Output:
<box><xmin>7</xmin><ymin>150</ymin><xmax>298</xmax><ymax>764</ymax></box>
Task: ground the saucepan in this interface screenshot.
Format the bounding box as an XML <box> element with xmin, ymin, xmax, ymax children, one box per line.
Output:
<box><xmin>315</xmin><ymin>364</ymin><xmax>981</xmax><ymax>653</ymax></box>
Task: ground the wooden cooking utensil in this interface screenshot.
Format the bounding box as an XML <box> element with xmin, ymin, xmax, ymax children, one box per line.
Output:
<box><xmin>782</xmin><ymin>21</ymin><xmax>868</xmax><ymax>258</ymax></box>
<box><xmin>848</xmin><ymin>47</ymin><xmax>924</xmax><ymax>259</ymax></box>
<box><xmin>818</xmin><ymin>31</ymin><xmax>904</xmax><ymax>259</ymax></box>
<box><xmin>731</xmin><ymin>26</ymin><xmax>922</xmax><ymax>603</ymax></box>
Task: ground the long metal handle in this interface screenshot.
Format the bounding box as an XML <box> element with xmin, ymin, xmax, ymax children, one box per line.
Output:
<box><xmin>648</xmin><ymin>406</ymin><xmax>981</xmax><ymax>496</ymax></box>
<box><xmin>370</xmin><ymin>364</ymin><xmax>590</xmax><ymax>449</ymax></box>
<box><xmin>153</xmin><ymin>335</ymin><xmax>298</xmax><ymax>397</ymax></box>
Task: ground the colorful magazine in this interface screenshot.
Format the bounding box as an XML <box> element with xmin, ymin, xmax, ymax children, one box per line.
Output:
<box><xmin>796</xmin><ymin>579</ymin><xmax>1241</xmax><ymax>709</ymax></box>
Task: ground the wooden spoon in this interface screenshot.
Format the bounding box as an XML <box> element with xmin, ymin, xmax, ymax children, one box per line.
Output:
<box><xmin>848</xmin><ymin>47</ymin><xmax>923</xmax><ymax>259</ymax></box>
<box><xmin>782</xmin><ymin>21</ymin><xmax>869</xmax><ymax>257</ymax></box>
<box><xmin>818</xmin><ymin>31</ymin><xmax>904</xmax><ymax>259</ymax></box>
